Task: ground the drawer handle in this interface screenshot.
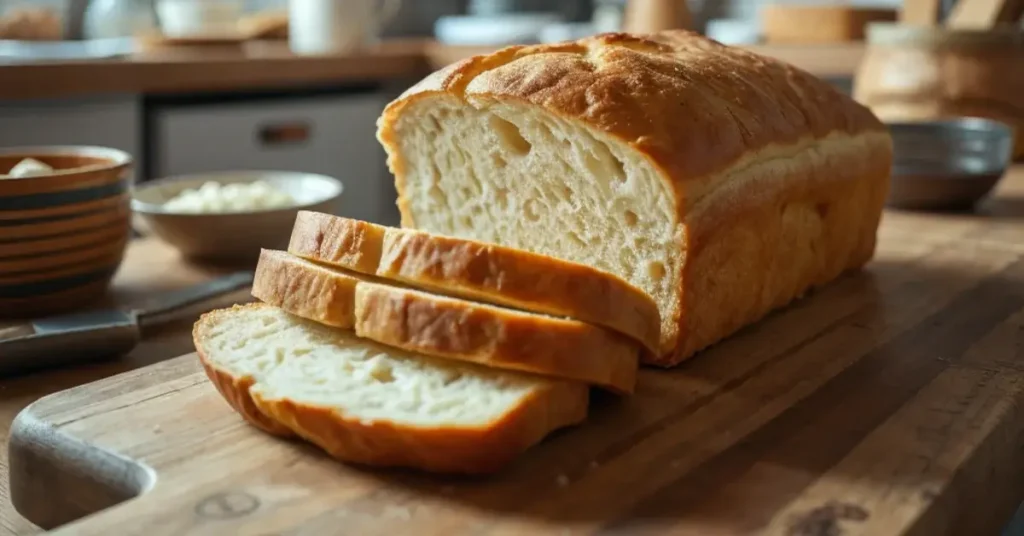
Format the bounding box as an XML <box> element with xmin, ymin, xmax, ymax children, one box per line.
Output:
<box><xmin>258</xmin><ymin>121</ymin><xmax>311</xmax><ymax>147</ymax></box>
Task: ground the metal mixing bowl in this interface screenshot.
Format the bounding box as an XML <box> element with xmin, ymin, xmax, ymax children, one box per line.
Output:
<box><xmin>887</xmin><ymin>117</ymin><xmax>1015</xmax><ymax>211</ymax></box>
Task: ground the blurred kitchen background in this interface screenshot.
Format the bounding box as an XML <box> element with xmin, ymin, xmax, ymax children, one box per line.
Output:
<box><xmin>0</xmin><ymin>0</ymin><xmax>1017</xmax><ymax>226</ymax></box>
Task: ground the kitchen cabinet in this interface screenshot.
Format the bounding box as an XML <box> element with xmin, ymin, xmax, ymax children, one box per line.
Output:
<box><xmin>147</xmin><ymin>90</ymin><xmax>399</xmax><ymax>226</ymax></box>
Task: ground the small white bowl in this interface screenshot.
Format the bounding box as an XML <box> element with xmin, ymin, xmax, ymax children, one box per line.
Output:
<box><xmin>156</xmin><ymin>0</ymin><xmax>243</xmax><ymax>38</ymax></box>
<box><xmin>132</xmin><ymin>170</ymin><xmax>343</xmax><ymax>265</ymax></box>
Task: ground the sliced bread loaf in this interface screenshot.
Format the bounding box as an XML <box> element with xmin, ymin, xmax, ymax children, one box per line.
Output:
<box><xmin>375</xmin><ymin>30</ymin><xmax>891</xmax><ymax>366</ymax></box>
<box><xmin>251</xmin><ymin>249</ymin><xmax>638</xmax><ymax>393</ymax></box>
<box><xmin>195</xmin><ymin>304</ymin><xmax>589</xmax><ymax>474</ymax></box>
<box><xmin>287</xmin><ymin>210</ymin><xmax>660</xmax><ymax>354</ymax></box>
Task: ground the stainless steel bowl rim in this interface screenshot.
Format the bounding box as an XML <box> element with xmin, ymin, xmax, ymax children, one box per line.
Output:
<box><xmin>886</xmin><ymin>117</ymin><xmax>1016</xmax><ymax>137</ymax></box>
<box><xmin>130</xmin><ymin>170</ymin><xmax>344</xmax><ymax>216</ymax></box>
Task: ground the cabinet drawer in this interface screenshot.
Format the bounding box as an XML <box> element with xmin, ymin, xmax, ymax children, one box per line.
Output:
<box><xmin>150</xmin><ymin>92</ymin><xmax>396</xmax><ymax>225</ymax></box>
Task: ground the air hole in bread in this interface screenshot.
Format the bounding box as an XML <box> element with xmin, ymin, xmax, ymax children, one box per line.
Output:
<box><xmin>492</xmin><ymin>153</ymin><xmax>508</xmax><ymax>169</ymax></box>
<box><xmin>582</xmin><ymin>152</ymin><xmax>603</xmax><ymax>178</ymax></box>
<box><xmin>369</xmin><ymin>362</ymin><xmax>396</xmax><ymax>383</ymax></box>
<box><xmin>489</xmin><ymin>116</ymin><xmax>532</xmax><ymax>156</ymax></box>
<box><xmin>648</xmin><ymin>261</ymin><xmax>666</xmax><ymax>281</ymax></box>
<box><xmin>442</xmin><ymin>373</ymin><xmax>464</xmax><ymax>387</ymax></box>
<box><xmin>427</xmin><ymin>116</ymin><xmax>441</xmax><ymax>131</ymax></box>
<box><xmin>495</xmin><ymin>187</ymin><xmax>509</xmax><ymax>209</ymax></box>
<box><xmin>610</xmin><ymin>155</ymin><xmax>627</xmax><ymax>183</ymax></box>
<box><xmin>623</xmin><ymin>210</ymin><xmax>638</xmax><ymax>227</ymax></box>
<box><xmin>561</xmin><ymin>185</ymin><xmax>573</xmax><ymax>201</ymax></box>
<box><xmin>524</xmin><ymin>199</ymin><xmax>541</xmax><ymax>221</ymax></box>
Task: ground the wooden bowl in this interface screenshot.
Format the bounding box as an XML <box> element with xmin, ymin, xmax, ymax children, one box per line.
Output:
<box><xmin>0</xmin><ymin>146</ymin><xmax>133</xmax><ymax>318</ymax></box>
<box><xmin>854</xmin><ymin>23</ymin><xmax>1024</xmax><ymax>160</ymax></box>
<box><xmin>131</xmin><ymin>171</ymin><xmax>344</xmax><ymax>265</ymax></box>
<box><xmin>761</xmin><ymin>5</ymin><xmax>897</xmax><ymax>44</ymax></box>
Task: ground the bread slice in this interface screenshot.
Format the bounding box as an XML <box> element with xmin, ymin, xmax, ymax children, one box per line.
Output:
<box><xmin>251</xmin><ymin>249</ymin><xmax>639</xmax><ymax>393</ymax></box>
<box><xmin>376</xmin><ymin>30</ymin><xmax>891</xmax><ymax>366</ymax></box>
<box><xmin>194</xmin><ymin>304</ymin><xmax>589</xmax><ymax>474</ymax></box>
<box><xmin>251</xmin><ymin>248</ymin><xmax>361</xmax><ymax>329</ymax></box>
<box><xmin>287</xmin><ymin>210</ymin><xmax>660</xmax><ymax>354</ymax></box>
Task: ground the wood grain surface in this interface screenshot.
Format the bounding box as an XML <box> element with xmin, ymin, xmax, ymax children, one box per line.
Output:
<box><xmin>0</xmin><ymin>239</ymin><xmax>254</xmax><ymax>536</ymax></box>
<box><xmin>7</xmin><ymin>171</ymin><xmax>1024</xmax><ymax>536</ymax></box>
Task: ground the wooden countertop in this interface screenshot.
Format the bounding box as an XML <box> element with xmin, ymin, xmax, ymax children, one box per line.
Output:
<box><xmin>0</xmin><ymin>239</ymin><xmax>254</xmax><ymax>536</ymax></box>
<box><xmin>0</xmin><ymin>39</ymin><xmax>429</xmax><ymax>101</ymax></box>
<box><xmin>1</xmin><ymin>167</ymin><xmax>1024</xmax><ymax>534</ymax></box>
<box><xmin>1</xmin><ymin>38</ymin><xmax>865</xmax><ymax>101</ymax></box>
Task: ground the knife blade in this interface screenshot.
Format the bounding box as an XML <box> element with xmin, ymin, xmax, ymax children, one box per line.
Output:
<box><xmin>0</xmin><ymin>271</ymin><xmax>253</xmax><ymax>378</ymax></box>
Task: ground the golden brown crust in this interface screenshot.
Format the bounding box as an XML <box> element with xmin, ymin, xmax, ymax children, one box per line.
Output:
<box><xmin>354</xmin><ymin>281</ymin><xmax>638</xmax><ymax>394</ymax></box>
<box><xmin>193</xmin><ymin>306</ymin><xmax>295</xmax><ymax>437</ymax></box>
<box><xmin>379</xmin><ymin>30</ymin><xmax>886</xmax><ymax>205</ymax></box>
<box><xmin>251</xmin><ymin>378</ymin><xmax>588</xmax><ymax>475</ymax></box>
<box><xmin>288</xmin><ymin>211</ymin><xmax>660</xmax><ymax>353</ymax></box>
<box><xmin>287</xmin><ymin>211</ymin><xmax>384</xmax><ymax>274</ymax></box>
<box><xmin>660</xmin><ymin>163</ymin><xmax>890</xmax><ymax>366</ymax></box>
<box><xmin>251</xmin><ymin>249</ymin><xmax>360</xmax><ymax>328</ymax></box>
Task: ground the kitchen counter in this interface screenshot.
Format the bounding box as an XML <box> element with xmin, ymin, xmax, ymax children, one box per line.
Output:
<box><xmin>1</xmin><ymin>39</ymin><xmax>866</xmax><ymax>101</ymax></box>
<box><xmin>3</xmin><ymin>166</ymin><xmax>1024</xmax><ymax>535</ymax></box>
<box><xmin>0</xmin><ymin>39</ymin><xmax>429</xmax><ymax>101</ymax></box>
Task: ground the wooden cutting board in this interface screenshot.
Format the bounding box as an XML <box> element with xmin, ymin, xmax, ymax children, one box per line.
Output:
<box><xmin>8</xmin><ymin>210</ymin><xmax>1024</xmax><ymax>536</ymax></box>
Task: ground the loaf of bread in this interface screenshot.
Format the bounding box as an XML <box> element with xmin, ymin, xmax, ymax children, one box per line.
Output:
<box><xmin>195</xmin><ymin>304</ymin><xmax>589</xmax><ymax>474</ymax></box>
<box><xmin>377</xmin><ymin>30</ymin><xmax>893</xmax><ymax>366</ymax></box>
<box><xmin>251</xmin><ymin>249</ymin><xmax>639</xmax><ymax>393</ymax></box>
<box><xmin>287</xmin><ymin>210</ymin><xmax>660</xmax><ymax>353</ymax></box>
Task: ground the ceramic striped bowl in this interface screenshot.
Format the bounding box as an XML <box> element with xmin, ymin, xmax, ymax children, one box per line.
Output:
<box><xmin>0</xmin><ymin>146</ymin><xmax>133</xmax><ymax>318</ymax></box>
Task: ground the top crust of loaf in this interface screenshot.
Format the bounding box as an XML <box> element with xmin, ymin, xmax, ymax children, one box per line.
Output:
<box><xmin>378</xmin><ymin>30</ymin><xmax>886</xmax><ymax>206</ymax></box>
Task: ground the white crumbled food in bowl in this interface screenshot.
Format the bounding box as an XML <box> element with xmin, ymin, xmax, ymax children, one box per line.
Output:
<box><xmin>1</xmin><ymin>157</ymin><xmax>54</xmax><ymax>179</ymax></box>
<box><xmin>162</xmin><ymin>180</ymin><xmax>296</xmax><ymax>214</ymax></box>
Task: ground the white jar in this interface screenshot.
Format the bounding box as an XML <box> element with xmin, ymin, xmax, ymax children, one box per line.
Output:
<box><xmin>288</xmin><ymin>0</ymin><xmax>400</xmax><ymax>55</ymax></box>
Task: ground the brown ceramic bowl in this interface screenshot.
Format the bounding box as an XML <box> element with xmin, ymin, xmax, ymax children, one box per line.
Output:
<box><xmin>131</xmin><ymin>170</ymin><xmax>344</xmax><ymax>265</ymax></box>
<box><xmin>0</xmin><ymin>146</ymin><xmax>133</xmax><ymax>318</ymax></box>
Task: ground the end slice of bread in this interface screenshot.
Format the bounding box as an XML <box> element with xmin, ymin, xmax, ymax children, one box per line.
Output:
<box><xmin>251</xmin><ymin>249</ymin><xmax>638</xmax><ymax>393</ymax></box>
<box><xmin>195</xmin><ymin>304</ymin><xmax>589</xmax><ymax>474</ymax></box>
<box><xmin>287</xmin><ymin>211</ymin><xmax>661</xmax><ymax>354</ymax></box>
